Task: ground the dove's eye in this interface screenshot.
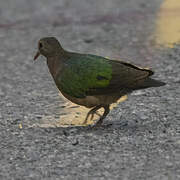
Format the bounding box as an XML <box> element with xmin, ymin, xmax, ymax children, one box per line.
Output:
<box><xmin>39</xmin><ymin>42</ymin><xmax>43</xmax><ymax>49</ymax></box>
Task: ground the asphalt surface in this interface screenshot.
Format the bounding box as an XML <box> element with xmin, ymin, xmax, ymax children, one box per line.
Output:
<box><xmin>0</xmin><ymin>0</ymin><xmax>180</xmax><ymax>179</ymax></box>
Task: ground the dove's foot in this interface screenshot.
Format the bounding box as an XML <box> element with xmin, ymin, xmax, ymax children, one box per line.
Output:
<box><xmin>94</xmin><ymin>105</ymin><xmax>110</xmax><ymax>126</ymax></box>
<box><xmin>84</xmin><ymin>104</ymin><xmax>110</xmax><ymax>126</ymax></box>
<box><xmin>84</xmin><ymin>105</ymin><xmax>102</xmax><ymax>124</ymax></box>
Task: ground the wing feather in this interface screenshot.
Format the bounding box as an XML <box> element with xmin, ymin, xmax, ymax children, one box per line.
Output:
<box><xmin>86</xmin><ymin>60</ymin><xmax>153</xmax><ymax>95</ymax></box>
<box><xmin>58</xmin><ymin>53</ymin><xmax>153</xmax><ymax>97</ymax></box>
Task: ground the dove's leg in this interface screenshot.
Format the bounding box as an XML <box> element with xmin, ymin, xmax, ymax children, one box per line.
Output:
<box><xmin>84</xmin><ymin>105</ymin><xmax>102</xmax><ymax>124</ymax></box>
<box><xmin>95</xmin><ymin>105</ymin><xmax>110</xmax><ymax>126</ymax></box>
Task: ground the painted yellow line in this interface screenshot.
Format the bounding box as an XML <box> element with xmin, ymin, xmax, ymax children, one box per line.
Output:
<box><xmin>156</xmin><ymin>0</ymin><xmax>180</xmax><ymax>48</ymax></box>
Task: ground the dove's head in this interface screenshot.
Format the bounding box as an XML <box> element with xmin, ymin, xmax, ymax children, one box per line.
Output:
<box><xmin>34</xmin><ymin>37</ymin><xmax>63</xmax><ymax>60</ymax></box>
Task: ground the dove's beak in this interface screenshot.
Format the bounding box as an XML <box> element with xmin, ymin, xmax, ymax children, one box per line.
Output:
<box><xmin>34</xmin><ymin>51</ymin><xmax>40</xmax><ymax>61</ymax></box>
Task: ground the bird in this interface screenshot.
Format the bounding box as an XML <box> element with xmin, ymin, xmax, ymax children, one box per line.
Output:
<box><xmin>34</xmin><ymin>37</ymin><xmax>166</xmax><ymax>126</ymax></box>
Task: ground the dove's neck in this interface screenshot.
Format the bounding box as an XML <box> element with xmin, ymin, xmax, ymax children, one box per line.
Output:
<box><xmin>47</xmin><ymin>54</ymin><xmax>64</xmax><ymax>80</ymax></box>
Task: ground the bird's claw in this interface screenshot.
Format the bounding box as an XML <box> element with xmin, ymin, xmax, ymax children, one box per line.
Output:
<box><xmin>83</xmin><ymin>105</ymin><xmax>110</xmax><ymax>126</ymax></box>
<box><xmin>84</xmin><ymin>110</ymin><xmax>101</xmax><ymax>124</ymax></box>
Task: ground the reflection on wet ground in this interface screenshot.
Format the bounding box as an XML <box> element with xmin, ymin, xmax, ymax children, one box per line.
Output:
<box><xmin>156</xmin><ymin>0</ymin><xmax>180</xmax><ymax>47</ymax></box>
<box><xmin>37</xmin><ymin>94</ymin><xmax>127</xmax><ymax>127</ymax></box>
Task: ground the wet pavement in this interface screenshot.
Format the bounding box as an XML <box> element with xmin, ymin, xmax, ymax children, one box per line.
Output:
<box><xmin>0</xmin><ymin>0</ymin><xmax>180</xmax><ymax>179</ymax></box>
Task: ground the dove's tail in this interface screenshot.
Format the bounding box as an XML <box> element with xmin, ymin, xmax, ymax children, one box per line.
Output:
<box><xmin>134</xmin><ymin>78</ymin><xmax>166</xmax><ymax>90</ymax></box>
<box><xmin>143</xmin><ymin>78</ymin><xmax>166</xmax><ymax>87</ymax></box>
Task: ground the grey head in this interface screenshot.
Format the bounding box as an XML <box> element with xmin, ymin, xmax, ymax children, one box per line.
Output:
<box><xmin>34</xmin><ymin>37</ymin><xmax>64</xmax><ymax>60</ymax></box>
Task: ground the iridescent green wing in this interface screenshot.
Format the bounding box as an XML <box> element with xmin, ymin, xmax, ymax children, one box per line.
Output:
<box><xmin>58</xmin><ymin>54</ymin><xmax>152</xmax><ymax>98</ymax></box>
<box><xmin>58</xmin><ymin>54</ymin><xmax>112</xmax><ymax>98</ymax></box>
